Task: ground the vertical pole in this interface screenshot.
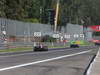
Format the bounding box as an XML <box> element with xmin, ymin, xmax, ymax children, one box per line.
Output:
<box><xmin>28</xmin><ymin>23</ymin><xmax>31</xmax><ymax>42</ymax></box>
<box><xmin>54</xmin><ymin>0</ymin><xmax>60</xmax><ymax>32</ymax></box>
<box><xmin>40</xmin><ymin>7</ymin><xmax>42</xmax><ymax>23</ymax></box>
<box><xmin>48</xmin><ymin>10</ymin><xmax>51</xmax><ymax>24</ymax></box>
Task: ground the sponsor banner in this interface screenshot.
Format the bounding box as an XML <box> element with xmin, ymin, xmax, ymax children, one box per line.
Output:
<box><xmin>34</xmin><ymin>32</ymin><xmax>42</xmax><ymax>37</ymax></box>
<box><xmin>89</xmin><ymin>25</ymin><xmax>100</xmax><ymax>32</ymax></box>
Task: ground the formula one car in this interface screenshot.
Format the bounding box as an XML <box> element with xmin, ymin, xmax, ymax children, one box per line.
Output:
<box><xmin>90</xmin><ymin>39</ymin><xmax>100</xmax><ymax>46</ymax></box>
<box><xmin>34</xmin><ymin>43</ymin><xmax>48</xmax><ymax>52</ymax></box>
<box><xmin>70</xmin><ymin>44</ymin><xmax>79</xmax><ymax>48</ymax></box>
<box><xmin>70</xmin><ymin>41</ymin><xmax>80</xmax><ymax>48</ymax></box>
<box><xmin>94</xmin><ymin>40</ymin><xmax>100</xmax><ymax>46</ymax></box>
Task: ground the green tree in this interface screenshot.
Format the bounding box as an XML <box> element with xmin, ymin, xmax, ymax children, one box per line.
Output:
<box><xmin>0</xmin><ymin>0</ymin><xmax>6</xmax><ymax>17</ymax></box>
<box><xmin>5</xmin><ymin>0</ymin><xmax>24</xmax><ymax>20</ymax></box>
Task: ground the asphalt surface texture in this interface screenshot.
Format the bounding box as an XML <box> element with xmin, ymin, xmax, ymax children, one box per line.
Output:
<box><xmin>0</xmin><ymin>46</ymin><xmax>99</xmax><ymax>75</ymax></box>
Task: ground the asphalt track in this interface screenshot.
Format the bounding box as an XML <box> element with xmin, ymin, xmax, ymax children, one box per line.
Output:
<box><xmin>0</xmin><ymin>46</ymin><xmax>98</xmax><ymax>75</ymax></box>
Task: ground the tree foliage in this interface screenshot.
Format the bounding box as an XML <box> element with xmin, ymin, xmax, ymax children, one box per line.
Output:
<box><xmin>0</xmin><ymin>0</ymin><xmax>100</xmax><ymax>25</ymax></box>
<box><xmin>0</xmin><ymin>0</ymin><xmax>6</xmax><ymax>17</ymax></box>
<box><xmin>60</xmin><ymin>0</ymin><xmax>100</xmax><ymax>26</ymax></box>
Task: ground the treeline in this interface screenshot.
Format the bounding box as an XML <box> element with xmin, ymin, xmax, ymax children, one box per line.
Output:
<box><xmin>0</xmin><ymin>0</ymin><xmax>52</xmax><ymax>23</ymax></box>
<box><xmin>60</xmin><ymin>0</ymin><xmax>100</xmax><ymax>26</ymax></box>
<box><xmin>0</xmin><ymin>0</ymin><xmax>100</xmax><ymax>26</ymax></box>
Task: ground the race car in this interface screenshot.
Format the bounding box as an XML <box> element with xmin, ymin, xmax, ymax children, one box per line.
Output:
<box><xmin>89</xmin><ymin>39</ymin><xmax>100</xmax><ymax>46</ymax></box>
<box><xmin>34</xmin><ymin>43</ymin><xmax>48</xmax><ymax>52</ymax></box>
<box><xmin>70</xmin><ymin>44</ymin><xmax>79</xmax><ymax>48</ymax></box>
<box><xmin>70</xmin><ymin>41</ymin><xmax>80</xmax><ymax>48</ymax></box>
<box><xmin>93</xmin><ymin>40</ymin><xmax>100</xmax><ymax>46</ymax></box>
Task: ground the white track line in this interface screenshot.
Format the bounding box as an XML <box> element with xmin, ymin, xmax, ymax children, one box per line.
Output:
<box><xmin>0</xmin><ymin>50</ymin><xmax>91</xmax><ymax>71</ymax></box>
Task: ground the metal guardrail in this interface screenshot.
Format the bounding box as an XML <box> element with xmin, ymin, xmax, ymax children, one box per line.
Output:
<box><xmin>6</xmin><ymin>42</ymin><xmax>70</xmax><ymax>47</ymax></box>
<box><xmin>0</xmin><ymin>41</ymin><xmax>94</xmax><ymax>49</ymax></box>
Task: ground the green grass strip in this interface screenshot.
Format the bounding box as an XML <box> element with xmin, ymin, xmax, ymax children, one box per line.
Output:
<box><xmin>0</xmin><ymin>47</ymin><xmax>32</xmax><ymax>53</ymax></box>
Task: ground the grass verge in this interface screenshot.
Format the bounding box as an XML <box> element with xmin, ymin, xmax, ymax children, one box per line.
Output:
<box><xmin>0</xmin><ymin>47</ymin><xmax>33</xmax><ymax>53</ymax></box>
<box><xmin>0</xmin><ymin>46</ymin><xmax>67</xmax><ymax>53</ymax></box>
